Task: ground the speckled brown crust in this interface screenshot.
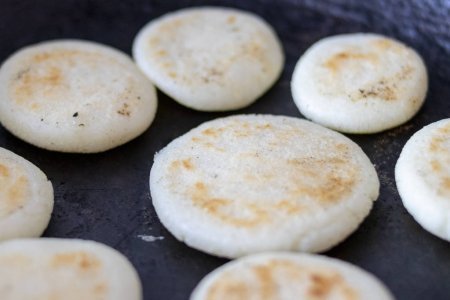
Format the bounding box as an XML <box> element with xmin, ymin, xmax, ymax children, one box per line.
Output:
<box><xmin>190</xmin><ymin>253</ymin><xmax>393</xmax><ymax>300</ymax></box>
<box><xmin>150</xmin><ymin>115</ymin><xmax>379</xmax><ymax>257</ymax></box>
<box><xmin>133</xmin><ymin>7</ymin><xmax>284</xmax><ymax>111</ymax></box>
<box><xmin>0</xmin><ymin>239</ymin><xmax>142</xmax><ymax>300</ymax></box>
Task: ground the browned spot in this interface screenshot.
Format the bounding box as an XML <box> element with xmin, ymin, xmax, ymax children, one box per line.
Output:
<box><xmin>396</xmin><ymin>65</ymin><xmax>414</xmax><ymax>80</ymax></box>
<box><xmin>439</xmin><ymin>177</ymin><xmax>450</xmax><ymax>196</ymax></box>
<box><xmin>242</xmin><ymin>41</ymin><xmax>265</xmax><ymax>63</ymax></box>
<box><xmin>324</xmin><ymin>51</ymin><xmax>378</xmax><ymax>73</ymax></box>
<box><xmin>117</xmin><ymin>103</ymin><xmax>131</xmax><ymax>116</ymax></box>
<box><xmin>0</xmin><ymin>163</ymin><xmax>9</xmax><ymax>177</ymax></box>
<box><xmin>253</xmin><ymin>265</ymin><xmax>276</xmax><ymax>299</ymax></box>
<box><xmin>148</xmin><ymin>37</ymin><xmax>160</xmax><ymax>46</ymax></box>
<box><xmin>155</xmin><ymin>49</ymin><xmax>167</xmax><ymax>57</ymax></box>
<box><xmin>439</xmin><ymin>123</ymin><xmax>450</xmax><ymax>135</ymax></box>
<box><xmin>202</xmin><ymin>128</ymin><xmax>219</xmax><ymax>137</ymax></box>
<box><xmin>309</xmin><ymin>273</ymin><xmax>338</xmax><ymax>297</ymax></box>
<box><xmin>227</xmin><ymin>15</ymin><xmax>236</xmax><ymax>24</ymax></box>
<box><xmin>94</xmin><ymin>282</ymin><xmax>107</xmax><ymax>295</ymax></box>
<box><xmin>357</xmin><ymin>79</ymin><xmax>397</xmax><ymax>101</ymax></box>
<box><xmin>3</xmin><ymin>176</ymin><xmax>29</xmax><ymax>215</ymax></box>
<box><xmin>191</xmin><ymin>182</ymin><xmax>269</xmax><ymax>227</ymax></box>
<box><xmin>429</xmin><ymin>125</ymin><xmax>449</xmax><ymax>152</ymax></box>
<box><xmin>275</xmin><ymin>200</ymin><xmax>303</xmax><ymax>214</ymax></box>
<box><xmin>288</xmin><ymin>157</ymin><xmax>357</xmax><ymax>204</ymax></box>
<box><xmin>308</xmin><ymin>273</ymin><xmax>358</xmax><ymax>300</ymax></box>
<box><xmin>430</xmin><ymin>160</ymin><xmax>442</xmax><ymax>172</ymax></box>
<box><xmin>182</xmin><ymin>158</ymin><xmax>194</xmax><ymax>170</ymax></box>
<box><xmin>168</xmin><ymin>71</ymin><xmax>177</xmax><ymax>78</ymax></box>
<box><xmin>256</xmin><ymin>123</ymin><xmax>273</xmax><ymax>130</ymax></box>
<box><xmin>13</xmin><ymin>66</ymin><xmax>63</xmax><ymax>105</ymax></box>
<box><xmin>51</xmin><ymin>251</ymin><xmax>101</xmax><ymax>271</ymax></box>
<box><xmin>206</xmin><ymin>275</ymin><xmax>251</xmax><ymax>300</ymax></box>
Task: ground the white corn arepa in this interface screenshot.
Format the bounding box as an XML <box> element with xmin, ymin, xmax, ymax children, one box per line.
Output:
<box><xmin>190</xmin><ymin>252</ymin><xmax>394</xmax><ymax>300</ymax></box>
<box><xmin>396</xmin><ymin>119</ymin><xmax>450</xmax><ymax>241</ymax></box>
<box><xmin>291</xmin><ymin>33</ymin><xmax>428</xmax><ymax>134</ymax></box>
<box><xmin>0</xmin><ymin>40</ymin><xmax>157</xmax><ymax>153</ymax></box>
<box><xmin>0</xmin><ymin>147</ymin><xmax>53</xmax><ymax>241</ymax></box>
<box><xmin>0</xmin><ymin>238</ymin><xmax>142</xmax><ymax>300</ymax></box>
<box><xmin>132</xmin><ymin>7</ymin><xmax>284</xmax><ymax>111</ymax></box>
<box><xmin>150</xmin><ymin>115</ymin><xmax>379</xmax><ymax>258</ymax></box>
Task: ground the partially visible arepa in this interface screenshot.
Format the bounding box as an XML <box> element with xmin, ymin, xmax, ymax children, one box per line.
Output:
<box><xmin>291</xmin><ymin>33</ymin><xmax>428</xmax><ymax>134</ymax></box>
<box><xmin>150</xmin><ymin>115</ymin><xmax>379</xmax><ymax>258</ymax></box>
<box><xmin>133</xmin><ymin>7</ymin><xmax>284</xmax><ymax>111</ymax></box>
<box><xmin>0</xmin><ymin>238</ymin><xmax>142</xmax><ymax>300</ymax></box>
<box><xmin>396</xmin><ymin>119</ymin><xmax>450</xmax><ymax>241</ymax></box>
<box><xmin>0</xmin><ymin>147</ymin><xmax>53</xmax><ymax>241</ymax></box>
<box><xmin>191</xmin><ymin>252</ymin><xmax>394</xmax><ymax>300</ymax></box>
<box><xmin>0</xmin><ymin>40</ymin><xmax>157</xmax><ymax>153</ymax></box>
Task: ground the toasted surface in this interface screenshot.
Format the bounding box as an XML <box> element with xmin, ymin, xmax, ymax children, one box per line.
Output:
<box><xmin>0</xmin><ymin>40</ymin><xmax>157</xmax><ymax>153</ymax></box>
<box><xmin>133</xmin><ymin>7</ymin><xmax>284</xmax><ymax>111</ymax></box>
<box><xmin>396</xmin><ymin>119</ymin><xmax>450</xmax><ymax>241</ymax></box>
<box><xmin>190</xmin><ymin>252</ymin><xmax>394</xmax><ymax>300</ymax></box>
<box><xmin>291</xmin><ymin>33</ymin><xmax>428</xmax><ymax>134</ymax></box>
<box><xmin>0</xmin><ymin>147</ymin><xmax>53</xmax><ymax>240</ymax></box>
<box><xmin>0</xmin><ymin>238</ymin><xmax>142</xmax><ymax>300</ymax></box>
<box><xmin>150</xmin><ymin>115</ymin><xmax>379</xmax><ymax>258</ymax></box>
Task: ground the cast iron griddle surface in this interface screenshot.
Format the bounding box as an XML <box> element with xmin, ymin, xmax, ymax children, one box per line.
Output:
<box><xmin>0</xmin><ymin>0</ymin><xmax>449</xmax><ymax>299</ymax></box>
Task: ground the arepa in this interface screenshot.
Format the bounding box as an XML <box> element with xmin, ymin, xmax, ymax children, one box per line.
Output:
<box><xmin>150</xmin><ymin>115</ymin><xmax>379</xmax><ymax>258</ymax></box>
<box><xmin>133</xmin><ymin>7</ymin><xmax>284</xmax><ymax>111</ymax></box>
<box><xmin>291</xmin><ymin>33</ymin><xmax>428</xmax><ymax>134</ymax></box>
<box><xmin>0</xmin><ymin>40</ymin><xmax>157</xmax><ymax>153</ymax></box>
<box><xmin>0</xmin><ymin>238</ymin><xmax>142</xmax><ymax>300</ymax></box>
<box><xmin>396</xmin><ymin>119</ymin><xmax>450</xmax><ymax>241</ymax></box>
<box><xmin>191</xmin><ymin>252</ymin><xmax>394</xmax><ymax>300</ymax></box>
<box><xmin>0</xmin><ymin>147</ymin><xmax>53</xmax><ymax>241</ymax></box>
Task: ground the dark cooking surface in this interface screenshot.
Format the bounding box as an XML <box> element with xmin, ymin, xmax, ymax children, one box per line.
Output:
<box><xmin>0</xmin><ymin>0</ymin><xmax>449</xmax><ymax>299</ymax></box>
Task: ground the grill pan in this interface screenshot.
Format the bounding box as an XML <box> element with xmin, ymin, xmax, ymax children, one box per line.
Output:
<box><xmin>0</xmin><ymin>0</ymin><xmax>449</xmax><ymax>299</ymax></box>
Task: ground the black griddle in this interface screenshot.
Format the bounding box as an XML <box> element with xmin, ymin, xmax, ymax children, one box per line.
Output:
<box><xmin>0</xmin><ymin>1</ymin><xmax>449</xmax><ymax>299</ymax></box>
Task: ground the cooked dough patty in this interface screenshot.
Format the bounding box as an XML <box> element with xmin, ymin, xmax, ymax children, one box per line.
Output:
<box><xmin>150</xmin><ymin>115</ymin><xmax>379</xmax><ymax>258</ymax></box>
<box><xmin>396</xmin><ymin>118</ymin><xmax>450</xmax><ymax>241</ymax></box>
<box><xmin>291</xmin><ymin>33</ymin><xmax>428</xmax><ymax>134</ymax></box>
<box><xmin>0</xmin><ymin>238</ymin><xmax>142</xmax><ymax>300</ymax></box>
<box><xmin>0</xmin><ymin>147</ymin><xmax>53</xmax><ymax>241</ymax></box>
<box><xmin>133</xmin><ymin>7</ymin><xmax>284</xmax><ymax>111</ymax></box>
<box><xmin>0</xmin><ymin>40</ymin><xmax>157</xmax><ymax>153</ymax></box>
<box><xmin>191</xmin><ymin>252</ymin><xmax>394</xmax><ymax>300</ymax></box>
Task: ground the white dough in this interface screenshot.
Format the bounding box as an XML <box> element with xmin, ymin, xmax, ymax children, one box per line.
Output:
<box><xmin>0</xmin><ymin>238</ymin><xmax>142</xmax><ymax>300</ymax></box>
<box><xmin>396</xmin><ymin>118</ymin><xmax>450</xmax><ymax>241</ymax></box>
<box><xmin>150</xmin><ymin>115</ymin><xmax>379</xmax><ymax>258</ymax></box>
<box><xmin>0</xmin><ymin>40</ymin><xmax>157</xmax><ymax>153</ymax></box>
<box><xmin>133</xmin><ymin>7</ymin><xmax>284</xmax><ymax>111</ymax></box>
<box><xmin>191</xmin><ymin>252</ymin><xmax>394</xmax><ymax>300</ymax></box>
<box><xmin>291</xmin><ymin>33</ymin><xmax>428</xmax><ymax>134</ymax></box>
<box><xmin>0</xmin><ymin>147</ymin><xmax>53</xmax><ymax>241</ymax></box>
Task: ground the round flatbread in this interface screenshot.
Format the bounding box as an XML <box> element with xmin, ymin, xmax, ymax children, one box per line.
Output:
<box><xmin>396</xmin><ymin>119</ymin><xmax>450</xmax><ymax>241</ymax></box>
<box><xmin>133</xmin><ymin>7</ymin><xmax>284</xmax><ymax>111</ymax></box>
<box><xmin>0</xmin><ymin>238</ymin><xmax>142</xmax><ymax>300</ymax></box>
<box><xmin>150</xmin><ymin>115</ymin><xmax>379</xmax><ymax>258</ymax></box>
<box><xmin>191</xmin><ymin>252</ymin><xmax>394</xmax><ymax>300</ymax></box>
<box><xmin>0</xmin><ymin>147</ymin><xmax>53</xmax><ymax>241</ymax></box>
<box><xmin>291</xmin><ymin>33</ymin><xmax>428</xmax><ymax>134</ymax></box>
<box><xmin>0</xmin><ymin>40</ymin><xmax>157</xmax><ymax>153</ymax></box>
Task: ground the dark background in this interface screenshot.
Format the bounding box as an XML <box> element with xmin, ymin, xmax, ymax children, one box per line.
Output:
<box><xmin>0</xmin><ymin>0</ymin><xmax>449</xmax><ymax>299</ymax></box>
